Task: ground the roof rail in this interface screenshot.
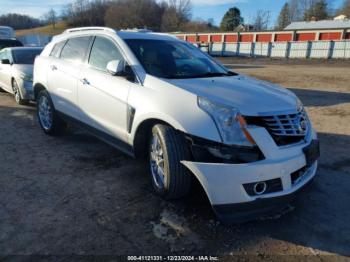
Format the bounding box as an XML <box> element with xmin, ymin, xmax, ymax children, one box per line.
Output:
<box><xmin>63</xmin><ymin>27</ymin><xmax>116</xmax><ymax>34</ymax></box>
<box><xmin>120</xmin><ymin>28</ymin><xmax>153</xmax><ymax>33</ymax></box>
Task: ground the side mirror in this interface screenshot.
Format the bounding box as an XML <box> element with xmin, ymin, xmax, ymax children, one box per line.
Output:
<box><xmin>1</xmin><ymin>59</ymin><xmax>11</xmax><ymax>65</ymax></box>
<box><xmin>106</xmin><ymin>60</ymin><xmax>126</xmax><ymax>76</ymax></box>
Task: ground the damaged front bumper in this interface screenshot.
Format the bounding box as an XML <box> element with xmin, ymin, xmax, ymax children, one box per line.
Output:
<box><xmin>18</xmin><ymin>79</ymin><xmax>34</xmax><ymax>100</ymax></box>
<box><xmin>182</xmin><ymin>125</ymin><xmax>319</xmax><ymax>223</ymax></box>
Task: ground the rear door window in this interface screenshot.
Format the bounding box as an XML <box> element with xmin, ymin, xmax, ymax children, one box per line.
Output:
<box><xmin>60</xmin><ymin>36</ymin><xmax>92</xmax><ymax>63</ymax></box>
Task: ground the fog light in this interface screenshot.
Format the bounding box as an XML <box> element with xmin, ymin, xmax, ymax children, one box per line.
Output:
<box><xmin>253</xmin><ymin>182</ymin><xmax>267</xmax><ymax>195</ymax></box>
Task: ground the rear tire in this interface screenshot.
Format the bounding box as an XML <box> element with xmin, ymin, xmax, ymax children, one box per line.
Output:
<box><xmin>37</xmin><ymin>89</ymin><xmax>66</xmax><ymax>136</ymax></box>
<box><xmin>12</xmin><ymin>79</ymin><xmax>29</xmax><ymax>105</ymax></box>
<box><xmin>149</xmin><ymin>124</ymin><xmax>192</xmax><ymax>200</ymax></box>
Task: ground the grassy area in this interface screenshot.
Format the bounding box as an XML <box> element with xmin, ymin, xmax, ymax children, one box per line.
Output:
<box><xmin>16</xmin><ymin>21</ymin><xmax>69</xmax><ymax>36</ymax></box>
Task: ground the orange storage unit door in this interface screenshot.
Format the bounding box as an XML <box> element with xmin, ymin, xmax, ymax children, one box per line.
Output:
<box><xmin>275</xmin><ymin>33</ymin><xmax>293</xmax><ymax>42</ymax></box>
<box><xmin>240</xmin><ymin>34</ymin><xmax>254</xmax><ymax>42</ymax></box>
<box><xmin>199</xmin><ymin>35</ymin><xmax>209</xmax><ymax>42</ymax></box>
<box><xmin>224</xmin><ymin>34</ymin><xmax>238</xmax><ymax>42</ymax></box>
<box><xmin>319</xmin><ymin>32</ymin><xmax>342</xmax><ymax>41</ymax></box>
<box><xmin>211</xmin><ymin>35</ymin><xmax>222</xmax><ymax>42</ymax></box>
<box><xmin>176</xmin><ymin>35</ymin><xmax>185</xmax><ymax>40</ymax></box>
<box><xmin>256</xmin><ymin>34</ymin><xmax>272</xmax><ymax>42</ymax></box>
<box><xmin>296</xmin><ymin>33</ymin><xmax>316</xmax><ymax>41</ymax></box>
<box><xmin>186</xmin><ymin>35</ymin><xmax>197</xmax><ymax>43</ymax></box>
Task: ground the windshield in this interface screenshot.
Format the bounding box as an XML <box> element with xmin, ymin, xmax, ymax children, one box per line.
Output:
<box><xmin>12</xmin><ymin>49</ymin><xmax>42</xmax><ymax>64</ymax></box>
<box><xmin>125</xmin><ymin>39</ymin><xmax>235</xmax><ymax>79</ymax></box>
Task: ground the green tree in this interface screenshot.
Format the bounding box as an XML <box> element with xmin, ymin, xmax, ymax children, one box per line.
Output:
<box><xmin>220</xmin><ymin>7</ymin><xmax>243</xmax><ymax>31</ymax></box>
<box><xmin>276</xmin><ymin>3</ymin><xmax>291</xmax><ymax>30</ymax></box>
<box><xmin>304</xmin><ymin>0</ymin><xmax>329</xmax><ymax>21</ymax></box>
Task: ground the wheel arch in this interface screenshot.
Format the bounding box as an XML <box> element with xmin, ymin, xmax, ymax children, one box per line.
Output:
<box><xmin>11</xmin><ymin>77</ymin><xmax>17</xmax><ymax>92</ymax></box>
<box><xmin>33</xmin><ymin>83</ymin><xmax>46</xmax><ymax>101</ymax></box>
<box><xmin>133</xmin><ymin>118</ymin><xmax>182</xmax><ymax>159</ymax></box>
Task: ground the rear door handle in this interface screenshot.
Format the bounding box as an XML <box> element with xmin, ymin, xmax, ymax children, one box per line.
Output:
<box><xmin>50</xmin><ymin>65</ymin><xmax>57</xmax><ymax>71</ymax></box>
<box><xmin>80</xmin><ymin>78</ymin><xmax>90</xmax><ymax>85</ymax></box>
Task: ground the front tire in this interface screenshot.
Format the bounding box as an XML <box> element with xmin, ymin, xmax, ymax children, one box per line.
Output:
<box><xmin>149</xmin><ymin>124</ymin><xmax>192</xmax><ymax>200</ymax></box>
<box><xmin>37</xmin><ymin>89</ymin><xmax>66</xmax><ymax>136</ymax></box>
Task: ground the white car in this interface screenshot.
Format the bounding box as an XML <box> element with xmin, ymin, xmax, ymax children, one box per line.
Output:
<box><xmin>33</xmin><ymin>27</ymin><xmax>320</xmax><ymax>222</ymax></box>
<box><xmin>0</xmin><ymin>47</ymin><xmax>42</xmax><ymax>104</ymax></box>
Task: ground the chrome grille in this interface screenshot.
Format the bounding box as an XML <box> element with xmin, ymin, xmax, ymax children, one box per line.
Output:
<box><xmin>262</xmin><ymin>109</ymin><xmax>309</xmax><ymax>137</ymax></box>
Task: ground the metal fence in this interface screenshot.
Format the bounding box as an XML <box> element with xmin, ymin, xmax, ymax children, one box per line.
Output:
<box><xmin>204</xmin><ymin>40</ymin><xmax>350</xmax><ymax>59</ymax></box>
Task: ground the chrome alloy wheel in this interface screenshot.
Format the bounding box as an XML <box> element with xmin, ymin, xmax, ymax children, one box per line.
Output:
<box><xmin>150</xmin><ymin>133</ymin><xmax>166</xmax><ymax>190</ymax></box>
<box><xmin>13</xmin><ymin>83</ymin><xmax>20</xmax><ymax>104</ymax></box>
<box><xmin>38</xmin><ymin>95</ymin><xmax>53</xmax><ymax>131</ymax></box>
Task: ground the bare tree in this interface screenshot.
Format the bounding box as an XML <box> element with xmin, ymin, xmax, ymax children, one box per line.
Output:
<box><xmin>253</xmin><ymin>10</ymin><xmax>271</xmax><ymax>31</ymax></box>
<box><xmin>62</xmin><ymin>0</ymin><xmax>194</xmax><ymax>32</ymax></box>
<box><xmin>161</xmin><ymin>0</ymin><xmax>192</xmax><ymax>31</ymax></box>
<box><xmin>105</xmin><ymin>0</ymin><xmax>163</xmax><ymax>31</ymax></box>
<box><xmin>304</xmin><ymin>0</ymin><xmax>329</xmax><ymax>21</ymax></box>
<box><xmin>0</xmin><ymin>13</ymin><xmax>42</xmax><ymax>29</ymax></box>
<box><xmin>338</xmin><ymin>0</ymin><xmax>350</xmax><ymax>16</ymax></box>
<box><xmin>44</xmin><ymin>9</ymin><xmax>57</xmax><ymax>29</ymax></box>
<box><xmin>63</xmin><ymin>0</ymin><xmax>111</xmax><ymax>27</ymax></box>
<box><xmin>289</xmin><ymin>0</ymin><xmax>314</xmax><ymax>21</ymax></box>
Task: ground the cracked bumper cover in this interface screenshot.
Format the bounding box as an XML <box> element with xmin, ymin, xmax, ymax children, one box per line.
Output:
<box><xmin>18</xmin><ymin>80</ymin><xmax>34</xmax><ymax>100</ymax></box>
<box><xmin>181</xmin><ymin>125</ymin><xmax>319</xmax><ymax>222</ymax></box>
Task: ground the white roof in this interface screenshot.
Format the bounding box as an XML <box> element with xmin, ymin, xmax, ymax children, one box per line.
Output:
<box><xmin>56</xmin><ymin>27</ymin><xmax>177</xmax><ymax>42</ymax></box>
<box><xmin>117</xmin><ymin>31</ymin><xmax>177</xmax><ymax>41</ymax></box>
<box><xmin>285</xmin><ymin>19</ymin><xmax>350</xmax><ymax>30</ymax></box>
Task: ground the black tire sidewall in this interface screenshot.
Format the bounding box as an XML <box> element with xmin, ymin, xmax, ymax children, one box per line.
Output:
<box><xmin>149</xmin><ymin>124</ymin><xmax>192</xmax><ymax>199</ymax></box>
<box><xmin>149</xmin><ymin>127</ymin><xmax>169</xmax><ymax>195</ymax></box>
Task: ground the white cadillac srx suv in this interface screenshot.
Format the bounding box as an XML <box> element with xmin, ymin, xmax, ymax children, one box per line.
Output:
<box><xmin>33</xmin><ymin>27</ymin><xmax>320</xmax><ymax>222</ymax></box>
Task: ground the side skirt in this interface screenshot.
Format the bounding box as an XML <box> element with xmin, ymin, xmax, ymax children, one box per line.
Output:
<box><xmin>57</xmin><ymin>111</ymin><xmax>135</xmax><ymax>158</ymax></box>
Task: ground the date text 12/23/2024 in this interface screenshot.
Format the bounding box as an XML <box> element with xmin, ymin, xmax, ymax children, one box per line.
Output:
<box><xmin>127</xmin><ymin>256</ymin><xmax>219</xmax><ymax>261</ymax></box>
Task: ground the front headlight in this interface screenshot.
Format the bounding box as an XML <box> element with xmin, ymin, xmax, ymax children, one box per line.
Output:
<box><xmin>296</xmin><ymin>98</ymin><xmax>304</xmax><ymax>112</ymax></box>
<box><xmin>198</xmin><ymin>97</ymin><xmax>256</xmax><ymax>147</ymax></box>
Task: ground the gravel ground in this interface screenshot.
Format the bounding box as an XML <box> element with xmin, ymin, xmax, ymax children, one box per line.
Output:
<box><xmin>0</xmin><ymin>59</ymin><xmax>349</xmax><ymax>259</ymax></box>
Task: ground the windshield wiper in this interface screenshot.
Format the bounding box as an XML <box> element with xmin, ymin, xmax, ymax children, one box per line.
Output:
<box><xmin>166</xmin><ymin>71</ymin><xmax>237</xmax><ymax>79</ymax></box>
<box><xmin>202</xmin><ymin>72</ymin><xmax>237</xmax><ymax>77</ymax></box>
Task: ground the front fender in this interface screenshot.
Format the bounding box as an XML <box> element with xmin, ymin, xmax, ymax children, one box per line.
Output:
<box><xmin>130</xmin><ymin>109</ymin><xmax>221</xmax><ymax>145</ymax></box>
<box><xmin>127</xmin><ymin>75</ymin><xmax>222</xmax><ymax>145</ymax></box>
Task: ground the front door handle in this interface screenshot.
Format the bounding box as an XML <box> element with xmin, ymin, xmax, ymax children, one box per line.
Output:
<box><xmin>50</xmin><ymin>65</ymin><xmax>57</xmax><ymax>71</ymax></box>
<box><xmin>80</xmin><ymin>78</ymin><xmax>90</xmax><ymax>85</ymax></box>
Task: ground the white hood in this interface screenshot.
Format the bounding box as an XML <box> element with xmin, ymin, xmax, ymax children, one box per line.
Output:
<box><xmin>165</xmin><ymin>75</ymin><xmax>299</xmax><ymax>116</ymax></box>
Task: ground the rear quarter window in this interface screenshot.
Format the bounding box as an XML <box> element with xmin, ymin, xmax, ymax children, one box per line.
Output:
<box><xmin>50</xmin><ymin>41</ymin><xmax>66</xmax><ymax>58</ymax></box>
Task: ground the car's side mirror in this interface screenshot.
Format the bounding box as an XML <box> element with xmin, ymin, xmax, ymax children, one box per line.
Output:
<box><xmin>106</xmin><ymin>60</ymin><xmax>126</xmax><ymax>76</ymax></box>
<box><xmin>1</xmin><ymin>59</ymin><xmax>11</xmax><ymax>65</ymax></box>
